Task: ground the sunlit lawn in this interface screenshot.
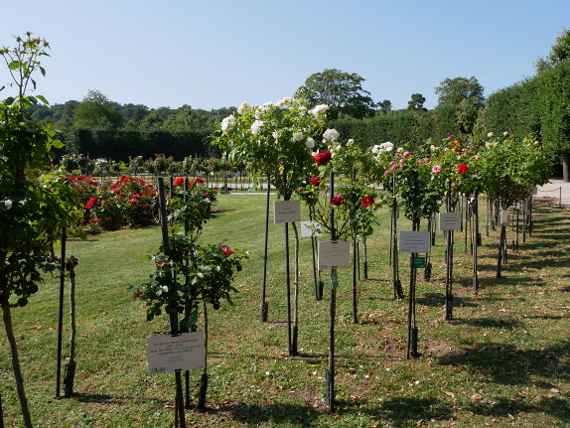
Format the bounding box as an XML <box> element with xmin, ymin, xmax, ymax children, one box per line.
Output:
<box><xmin>1</xmin><ymin>194</ymin><xmax>570</xmax><ymax>427</ymax></box>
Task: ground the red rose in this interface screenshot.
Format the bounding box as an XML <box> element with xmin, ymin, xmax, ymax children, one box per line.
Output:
<box><xmin>203</xmin><ymin>191</ymin><xmax>210</xmax><ymax>199</ymax></box>
<box><xmin>173</xmin><ymin>176</ymin><xmax>185</xmax><ymax>187</ymax></box>
<box><xmin>309</xmin><ymin>176</ymin><xmax>320</xmax><ymax>186</ymax></box>
<box><xmin>457</xmin><ymin>163</ymin><xmax>469</xmax><ymax>175</ymax></box>
<box><xmin>313</xmin><ymin>150</ymin><xmax>332</xmax><ymax>166</ymax></box>
<box><xmin>221</xmin><ymin>245</ymin><xmax>234</xmax><ymax>257</ymax></box>
<box><xmin>129</xmin><ymin>194</ymin><xmax>139</xmax><ymax>206</ymax></box>
<box><xmin>361</xmin><ymin>195</ymin><xmax>374</xmax><ymax>208</ymax></box>
<box><xmin>331</xmin><ymin>193</ymin><xmax>344</xmax><ymax>206</ymax></box>
<box><xmin>84</xmin><ymin>196</ymin><xmax>97</xmax><ymax>210</ymax></box>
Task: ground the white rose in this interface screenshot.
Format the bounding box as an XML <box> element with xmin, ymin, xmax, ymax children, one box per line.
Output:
<box><xmin>238</xmin><ymin>101</ymin><xmax>250</xmax><ymax>114</ymax></box>
<box><xmin>251</xmin><ymin>120</ymin><xmax>264</xmax><ymax>135</ymax></box>
<box><xmin>381</xmin><ymin>142</ymin><xmax>394</xmax><ymax>152</ymax></box>
<box><xmin>503</xmin><ymin>131</ymin><xmax>509</xmax><ymax>136</ymax></box>
<box><xmin>396</xmin><ymin>147</ymin><xmax>404</xmax><ymax>153</ymax></box>
<box><xmin>255</xmin><ymin>103</ymin><xmax>272</xmax><ymax>119</ymax></box>
<box><xmin>430</xmin><ymin>145</ymin><xmax>436</xmax><ymax>151</ymax></box>
<box><xmin>323</xmin><ymin>128</ymin><xmax>340</xmax><ymax>142</ymax></box>
<box><xmin>310</xmin><ymin>104</ymin><xmax>329</xmax><ymax>117</ymax></box>
<box><xmin>305</xmin><ymin>137</ymin><xmax>315</xmax><ymax>149</ymax></box>
<box><xmin>221</xmin><ymin>114</ymin><xmax>236</xmax><ymax>134</ymax></box>
<box><xmin>2</xmin><ymin>199</ymin><xmax>12</xmax><ymax>210</ymax></box>
<box><xmin>371</xmin><ymin>145</ymin><xmax>381</xmax><ymax>155</ymax></box>
<box><xmin>277</xmin><ymin>97</ymin><xmax>293</xmax><ymax>108</ymax></box>
<box><xmin>292</xmin><ymin>131</ymin><xmax>304</xmax><ymax>142</ymax></box>
<box><xmin>347</xmin><ymin>139</ymin><xmax>354</xmax><ymax>146</ymax></box>
<box><xmin>272</xmin><ymin>130</ymin><xmax>279</xmax><ymax>140</ymax></box>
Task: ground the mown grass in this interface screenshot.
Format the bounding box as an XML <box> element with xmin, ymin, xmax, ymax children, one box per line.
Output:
<box><xmin>1</xmin><ymin>194</ymin><xmax>570</xmax><ymax>427</ymax></box>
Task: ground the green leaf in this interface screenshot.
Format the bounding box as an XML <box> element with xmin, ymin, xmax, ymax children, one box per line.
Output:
<box><xmin>8</xmin><ymin>60</ymin><xmax>20</xmax><ymax>70</ymax></box>
<box><xmin>39</xmin><ymin>66</ymin><xmax>46</xmax><ymax>76</ymax></box>
<box><xmin>36</xmin><ymin>95</ymin><xmax>49</xmax><ymax>105</ymax></box>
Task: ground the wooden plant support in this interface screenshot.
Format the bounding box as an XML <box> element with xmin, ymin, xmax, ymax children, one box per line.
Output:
<box><xmin>260</xmin><ymin>175</ymin><xmax>271</xmax><ymax>321</ymax></box>
<box><xmin>55</xmin><ymin>227</ymin><xmax>66</xmax><ymax>399</ymax></box>
<box><xmin>63</xmin><ymin>256</ymin><xmax>79</xmax><ymax>397</ymax></box>
<box><xmin>326</xmin><ymin>170</ymin><xmax>337</xmax><ymax>412</ymax></box>
<box><xmin>157</xmin><ymin>178</ymin><xmax>186</xmax><ymax>428</ymax></box>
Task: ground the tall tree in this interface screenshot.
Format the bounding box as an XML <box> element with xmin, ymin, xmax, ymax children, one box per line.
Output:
<box><xmin>407</xmin><ymin>93</ymin><xmax>427</xmax><ymax>112</ymax></box>
<box><xmin>73</xmin><ymin>90</ymin><xmax>123</xmax><ymax>130</ymax></box>
<box><xmin>435</xmin><ymin>76</ymin><xmax>484</xmax><ymax>109</ymax></box>
<box><xmin>378</xmin><ymin>99</ymin><xmax>392</xmax><ymax>114</ymax></box>
<box><xmin>296</xmin><ymin>68</ymin><xmax>377</xmax><ymax>119</ymax></box>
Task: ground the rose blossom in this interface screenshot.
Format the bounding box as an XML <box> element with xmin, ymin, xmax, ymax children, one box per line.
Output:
<box><xmin>221</xmin><ymin>114</ymin><xmax>236</xmax><ymax>134</ymax></box>
<box><xmin>238</xmin><ymin>101</ymin><xmax>250</xmax><ymax>114</ymax></box>
<box><xmin>331</xmin><ymin>193</ymin><xmax>344</xmax><ymax>206</ymax></box>
<box><xmin>221</xmin><ymin>244</ymin><xmax>235</xmax><ymax>257</ymax></box>
<box><xmin>322</xmin><ymin>128</ymin><xmax>340</xmax><ymax>142</ymax></box>
<box><xmin>313</xmin><ymin>150</ymin><xmax>332</xmax><ymax>166</ymax></box>
<box><xmin>292</xmin><ymin>131</ymin><xmax>304</xmax><ymax>142</ymax></box>
<box><xmin>84</xmin><ymin>196</ymin><xmax>97</xmax><ymax>210</ymax></box>
<box><xmin>457</xmin><ymin>163</ymin><xmax>469</xmax><ymax>175</ymax></box>
<box><xmin>361</xmin><ymin>195</ymin><xmax>374</xmax><ymax>208</ymax></box>
<box><xmin>432</xmin><ymin>165</ymin><xmax>442</xmax><ymax>175</ymax></box>
<box><xmin>309</xmin><ymin>176</ymin><xmax>320</xmax><ymax>186</ymax></box>
<box><xmin>173</xmin><ymin>176</ymin><xmax>185</xmax><ymax>187</ymax></box>
<box><xmin>251</xmin><ymin>120</ymin><xmax>264</xmax><ymax>135</ymax></box>
<box><xmin>310</xmin><ymin>104</ymin><xmax>329</xmax><ymax>117</ymax></box>
<box><xmin>305</xmin><ymin>137</ymin><xmax>315</xmax><ymax>149</ymax></box>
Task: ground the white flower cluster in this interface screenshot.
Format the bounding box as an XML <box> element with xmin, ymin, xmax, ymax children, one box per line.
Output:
<box><xmin>323</xmin><ymin>128</ymin><xmax>340</xmax><ymax>142</ymax></box>
<box><xmin>221</xmin><ymin>114</ymin><xmax>236</xmax><ymax>134</ymax></box>
<box><xmin>1</xmin><ymin>199</ymin><xmax>13</xmax><ymax>210</ymax></box>
<box><xmin>277</xmin><ymin>97</ymin><xmax>293</xmax><ymax>108</ymax></box>
<box><xmin>255</xmin><ymin>103</ymin><xmax>272</xmax><ymax>119</ymax></box>
<box><xmin>371</xmin><ymin>141</ymin><xmax>394</xmax><ymax>155</ymax></box>
<box><xmin>237</xmin><ymin>101</ymin><xmax>250</xmax><ymax>114</ymax></box>
<box><xmin>292</xmin><ymin>131</ymin><xmax>304</xmax><ymax>143</ymax></box>
<box><xmin>251</xmin><ymin>120</ymin><xmax>264</xmax><ymax>135</ymax></box>
<box><xmin>305</xmin><ymin>137</ymin><xmax>315</xmax><ymax>149</ymax></box>
<box><xmin>310</xmin><ymin>104</ymin><xmax>329</xmax><ymax>117</ymax></box>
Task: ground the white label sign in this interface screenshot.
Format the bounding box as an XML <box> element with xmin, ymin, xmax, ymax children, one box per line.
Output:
<box><xmin>439</xmin><ymin>212</ymin><xmax>461</xmax><ymax>231</ymax></box>
<box><xmin>300</xmin><ymin>221</ymin><xmax>322</xmax><ymax>238</ymax></box>
<box><xmin>399</xmin><ymin>231</ymin><xmax>431</xmax><ymax>253</ymax></box>
<box><xmin>274</xmin><ymin>200</ymin><xmax>301</xmax><ymax>224</ymax></box>
<box><xmin>318</xmin><ymin>240</ymin><xmax>350</xmax><ymax>269</ymax></box>
<box><xmin>148</xmin><ymin>333</ymin><xmax>205</xmax><ymax>373</ymax></box>
<box><xmin>500</xmin><ymin>211</ymin><xmax>509</xmax><ymax>226</ymax></box>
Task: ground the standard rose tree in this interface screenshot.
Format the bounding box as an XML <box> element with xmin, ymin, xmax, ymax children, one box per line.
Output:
<box><xmin>214</xmin><ymin>97</ymin><xmax>327</xmax><ymax>355</ymax></box>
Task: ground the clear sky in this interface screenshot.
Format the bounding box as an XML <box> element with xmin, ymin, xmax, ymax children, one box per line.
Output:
<box><xmin>1</xmin><ymin>1</ymin><xmax>568</xmax><ymax>110</ymax></box>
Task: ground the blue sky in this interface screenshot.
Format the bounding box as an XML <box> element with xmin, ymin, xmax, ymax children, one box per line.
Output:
<box><xmin>1</xmin><ymin>1</ymin><xmax>568</xmax><ymax>109</ymax></box>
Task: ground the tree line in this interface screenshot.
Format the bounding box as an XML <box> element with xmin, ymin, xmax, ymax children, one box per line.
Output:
<box><xmin>29</xmin><ymin>30</ymin><xmax>570</xmax><ymax>177</ymax></box>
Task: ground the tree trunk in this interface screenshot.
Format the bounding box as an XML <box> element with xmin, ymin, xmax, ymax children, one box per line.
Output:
<box><xmin>2</xmin><ymin>299</ymin><xmax>34</xmax><ymax>428</ymax></box>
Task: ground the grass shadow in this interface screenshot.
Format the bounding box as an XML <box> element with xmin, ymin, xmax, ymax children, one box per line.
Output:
<box><xmin>468</xmin><ymin>397</ymin><xmax>570</xmax><ymax>423</ymax></box>
<box><xmin>416</xmin><ymin>292</ymin><xmax>478</xmax><ymax>308</ymax></box>
<box><xmin>438</xmin><ymin>340</ymin><xmax>570</xmax><ymax>385</ymax></box>
<box><xmin>453</xmin><ymin>317</ymin><xmax>522</xmax><ymax>329</ymax></box>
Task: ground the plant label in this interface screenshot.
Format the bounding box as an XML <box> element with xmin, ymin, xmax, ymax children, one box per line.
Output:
<box><xmin>274</xmin><ymin>200</ymin><xmax>301</xmax><ymax>224</ymax></box>
<box><xmin>318</xmin><ymin>240</ymin><xmax>350</xmax><ymax>269</ymax></box>
<box><xmin>413</xmin><ymin>256</ymin><xmax>426</xmax><ymax>268</ymax></box>
<box><xmin>148</xmin><ymin>333</ymin><xmax>205</xmax><ymax>373</ymax></box>
<box><xmin>500</xmin><ymin>211</ymin><xmax>509</xmax><ymax>226</ymax></box>
<box><xmin>399</xmin><ymin>231</ymin><xmax>430</xmax><ymax>253</ymax></box>
<box><xmin>439</xmin><ymin>212</ymin><xmax>461</xmax><ymax>231</ymax></box>
<box><xmin>300</xmin><ymin>220</ymin><xmax>322</xmax><ymax>238</ymax></box>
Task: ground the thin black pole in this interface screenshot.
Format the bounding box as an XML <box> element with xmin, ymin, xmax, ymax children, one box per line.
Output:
<box><xmin>157</xmin><ymin>178</ymin><xmax>186</xmax><ymax>428</ymax></box>
<box><xmin>352</xmin><ymin>233</ymin><xmax>358</xmax><ymax>324</ymax></box>
<box><xmin>327</xmin><ymin>171</ymin><xmax>337</xmax><ymax>412</ymax></box>
<box><xmin>285</xmin><ymin>221</ymin><xmax>293</xmax><ymax>356</ymax></box>
<box><xmin>261</xmin><ymin>175</ymin><xmax>270</xmax><ymax>321</ymax></box>
<box><xmin>55</xmin><ymin>227</ymin><xmax>66</xmax><ymax>398</ymax></box>
<box><xmin>0</xmin><ymin>392</ymin><xmax>4</xmax><ymax>428</ymax></box>
<box><xmin>363</xmin><ymin>237</ymin><xmax>369</xmax><ymax>280</ymax></box>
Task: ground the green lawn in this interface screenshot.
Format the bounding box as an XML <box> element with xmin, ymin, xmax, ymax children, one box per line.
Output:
<box><xmin>1</xmin><ymin>195</ymin><xmax>570</xmax><ymax>427</ymax></box>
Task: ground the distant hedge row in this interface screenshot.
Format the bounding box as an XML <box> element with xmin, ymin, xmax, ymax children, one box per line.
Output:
<box><xmin>65</xmin><ymin>129</ymin><xmax>213</xmax><ymax>160</ymax></box>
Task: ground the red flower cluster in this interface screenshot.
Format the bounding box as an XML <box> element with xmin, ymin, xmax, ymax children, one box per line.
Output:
<box><xmin>84</xmin><ymin>196</ymin><xmax>97</xmax><ymax>210</ymax></box>
<box><xmin>313</xmin><ymin>150</ymin><xmax>332</xmax><ymax>166</ymax></box>
<box><xmin>221</xmin><ymin>245</ymin><xmax>234</xmax><ymax>257</ymax></box>
<box><xmin>309</xmin><ymin>176</ymin><xmax>320</xmax><ymax>186</ymax></box>
<box><xmin>457</xmin><ymin>163</ymin><xmax>469</xmax><ymax>175</ymax></box>
<box><xmin>361</xmin><ymin>195</ymin><xmax>374</xmax><ymax>208</ymax></box>
<box><xmin>331</xmin><ymin>193</ymin><xmax>344</xmax><ymax>206</ymax></box>
<box><xmin>173</xmin><ymin>176</ymin><xmax>185</xmax><ymax>187</ymax></box>
<box><xmin>190</xmin><ymin>177</ymin><xmax>206</xmax><ymax>189</ymax></box>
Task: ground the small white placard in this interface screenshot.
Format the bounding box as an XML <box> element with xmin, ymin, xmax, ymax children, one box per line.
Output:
<box><xmin>318</xmin><ymin>240</ymin><xmax>350</xmax><ymax>269</ymax></box>
<box><xmin>439</xmin><ymin>212</ymin><xmax>461</xmax><ymax>231</ymax></box>
<box><xmin>300</xmin><ymin>221</ymin><xmax>322</xmax><ymax>238</ymax></box>
<box><xmin>399</xmin><ymin>231</ymin><xmax>431</xmax><ymax>253</ymax></box>
<box><xmin>274</xmin><ymin>200</ymin><xmax>301</xmax><ymax>224</ymax></box>
<box><xmin>148</xmin><ymin>333</ymin><xmax>205</xmax><ymax>373</ymax></box>
<box><xmin>500</xmin><ymin>211</ymin><xmax>509</xmax><ymax>226</ymax></box>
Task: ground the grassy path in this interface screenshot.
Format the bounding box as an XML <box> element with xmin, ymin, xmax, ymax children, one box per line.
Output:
<box><xmin>1</xmin><ymin>195</ymin><xmax>569</xmax><ymax>427</ymax></box>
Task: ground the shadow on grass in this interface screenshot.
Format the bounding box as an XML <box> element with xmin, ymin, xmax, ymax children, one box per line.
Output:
<box><xmin>468</xmin><ymin>397</ymin><xmax>570</xmax><ymax>423</ymax></box>
<box><xmin>219</xmin><ymin>397</ymin><xmax>453</xmax><ymax>427</ymax></box>
<box><xmin>74</xmin><ymin>393</ymin><xmax>169</xmax><ymax>405</ymax></box>
<box><xmin>438</xmin><ymin>340</ymin><xmax>570</xmax><ymax>386</ymax></box>
<box><xmin>453</xmin><ymin>317</ymin><xmax>522</xmax><ymax>329</ymax></box>
<box><xmin>416</xmin><ymin>293</ymin><xmax>478</xmax><ymax>308</ymax></box>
